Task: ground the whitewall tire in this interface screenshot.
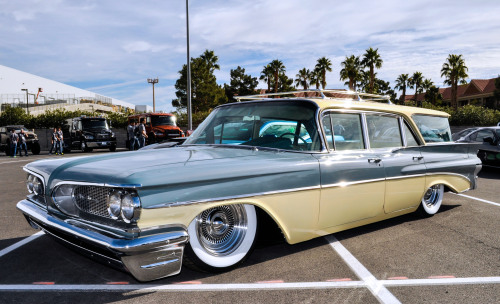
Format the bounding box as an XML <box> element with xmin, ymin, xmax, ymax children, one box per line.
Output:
<box><xmin>418</xmin><ymin>184</ymin><xmax>444</xmax><ymax>216</ymax></box>
<box><xmin>186</xmin><ymin>204</ymin><xmax>257</xmax><ymax>271</ymax></box>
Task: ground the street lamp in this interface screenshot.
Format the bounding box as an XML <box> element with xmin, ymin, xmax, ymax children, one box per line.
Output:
<box><xmin>186</xmin><ymin>0</ymin><xmax>192</xmax><ymax>130</ymax></box>
<box><xmin>21</xmin><ymin>89</ymin><xmax>28</xmax><ymax>114</ymax></box>
<box><xmin>147</xmin><ymin>78</ymin><xmax>159</xmax><ymax>112</ymax></box>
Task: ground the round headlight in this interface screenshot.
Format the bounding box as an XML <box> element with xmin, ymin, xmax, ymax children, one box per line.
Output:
<box><xmin>52</xmin><ymin>184</ymin><xmax>78</xmax><ymax>216</ymax></box>
<box><xmin>26</xmin><ymin>175</ymin><xmax>34</xmax><ymax>193</ymax></box>
<box><xmin>107</xmin><ymin>190</ymin><xmax>122</xmax><ymax>219</ymax></box>
<box><xmin>32</xmin><ymin>177</ymin><xmax>43</xmax><ymax>196</ymax></box>
<box><xmin>120</xmin><ymin>193</ymin><xmax>135</xmax><ymax>223</ymax></box>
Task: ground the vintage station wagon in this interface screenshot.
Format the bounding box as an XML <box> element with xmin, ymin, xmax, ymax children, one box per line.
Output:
<box><xmin>17</xmin><ymin>90</ymin><xmax>481</xmax><ymax>281</ymax></box>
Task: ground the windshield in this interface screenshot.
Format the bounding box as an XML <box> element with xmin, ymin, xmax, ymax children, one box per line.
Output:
<box><xmin>82</xmin><ymin>119</ymin><xmax>109</xmax><ymax>130</ymax></box>
<box><xmin>184</xmin><ymin>101</ymin><xmax>321</xmax><ymax>151</ymax></box>
<box><xmin>412</xmin><ymin>115</ymin><xmax>452</xmax><ymax>143</ymax></box>
<box><xmin>151</xmin><ymin>115</ymin><xmax>177</xmax><ymax>127</ymax></box>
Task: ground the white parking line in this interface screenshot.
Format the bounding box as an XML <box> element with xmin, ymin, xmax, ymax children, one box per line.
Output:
<box><xmin>382</xmin><ymin>276</ymin><xmax>500</xmax><ymax>287</ymax></box>
<box><xmin>325</xmin><ymin>235</ymin><xmax>401</xmax><ymax>304</ymax></box>
<box><xmin>0</xmin><ymin>231</ymin><xmax>44</xmax><ymax>258</ymax></box>
<box><xmin>454</xmin><ymin>193</ymin><xmax>500</xmax><ymax>207</ymax></box>
<box><xmin>1</xmin><ymin>276</ymin><xmax>499</xmax><ymax>292</ymax></box>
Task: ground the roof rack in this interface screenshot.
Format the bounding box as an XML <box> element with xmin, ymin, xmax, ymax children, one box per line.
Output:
<box><xmin>234</xmin><ymin>89</ymin><xmax>392</xmax><ymax>104</ymax></box>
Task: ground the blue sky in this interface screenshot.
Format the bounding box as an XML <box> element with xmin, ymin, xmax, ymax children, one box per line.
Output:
<box><xmin>1</xmin><ymin>0</ymin><xmax>499</xmax><ymax>112</ymax></box>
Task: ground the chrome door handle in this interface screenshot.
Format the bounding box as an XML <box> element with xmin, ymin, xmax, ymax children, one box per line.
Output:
<box><xmin>368</xmin><ymin>158</ymin><xmax>382</xmax><ymax>163</ymax></box>
<box><xmin>413</xmin><ymin>156</ymin><xmax>424</xmax><ymax>161</ymax></box>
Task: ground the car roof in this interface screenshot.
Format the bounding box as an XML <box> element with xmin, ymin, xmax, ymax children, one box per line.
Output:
<box><xmin>232</xmin><ymin>90</ymin><xmax>449</xmax><ymax>118</ymax></box>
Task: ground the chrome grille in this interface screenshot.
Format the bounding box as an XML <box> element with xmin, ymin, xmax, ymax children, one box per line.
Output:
<box><xmin>73</xmin><ymin>186</ymin><xmax>110</xmax><ymax>218</ymax></box>
<box><xmin>96</xmin><ymin>134</ymin><xmax>109</xmax><ymax>140</ymax></box>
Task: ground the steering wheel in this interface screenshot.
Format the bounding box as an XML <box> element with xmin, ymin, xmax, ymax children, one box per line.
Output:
<box><xmin>280</xmin><ymin>132</ymin><xmax>307</xmax><ymax>144</ymax></box>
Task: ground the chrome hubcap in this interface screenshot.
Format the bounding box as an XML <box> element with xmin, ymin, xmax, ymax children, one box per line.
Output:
<box><xmin>196</xmin><ymin>205</ymin><xmax>247</xmax><ymax>256</ymax></box>
<box><xmin>423</xmin><ymin>185</ymin><xmax>441</xmax><ymax>208</ymax></box>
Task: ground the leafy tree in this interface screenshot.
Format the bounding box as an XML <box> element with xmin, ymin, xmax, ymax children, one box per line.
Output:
<box><xmin>315</xmin><ymin>57</ymin><xmax>332</xmax><ymax>89</ymax></box>
<box><xmin>259</xmin><ymin>64</ymin><xmax>273</xmax><ymax>93</ymax></box>
<box><xmin>172</xmin><ymin>51</ymin><xmax>228</xmax><ymax>113</ymax></box>
<box><xmin>494</xmin><ymin>76</ymin><xmax>500</xmax><ymax>107</ymax></box>
<box><xmin>340</xmin><ymin>55</ymin><xmax>362</xmax><ymax>91</ymax></box>
<box><xmin>424</xmin><ymin>85</ymin><xmax>443</xmax><ymax>105</ymax></box>
<box><xmin>224</xmin><ymin>66</ymin><xmax>258</xmax><ymax>102</ymax></box>
<box><xmin>361</xmin><ymin>48</ymin><xmax>383</xmax><ymax>93</ymax></box>
<box><xmin>295</xmin><ymin>68</ymin><xmax>311</xmax><ymax>90</ymax></box>
<box><xmin>269</xmin><ymin>59</ymin><xmax>286</xmax><ymax>93</ymax></box>
<box><xmin>0</xmin><ymin>105</ymin><xmax>30</xmax><ymax>126</ymax></box>
<box><xmin>277</xmin><ymin>73</ymin><xmax>295</xmax><ymax>92</ymax></box>
<box><xmin>200</xmin><ymin>50</ymin><xmax>220</xmax><ymax>73</ymax></box>
<box><xmin>441</xmin><ymin>54</ymin><xmax>468</xmax><ymax>110</ymax></box>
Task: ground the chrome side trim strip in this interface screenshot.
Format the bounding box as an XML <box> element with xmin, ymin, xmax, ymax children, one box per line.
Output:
<box><xmin>53</xmin><ymin>181</ymin><xmax>142</xmax><ymax>188</ymax></box>
<box><xmin>148</xmin><ymin>172</ymin><xmax>473</xmax><ymax>209</ymax></box>
<box><xmin>145</xmin><ymin>185</ymin><xmax>322</xmax><ymax>209</ymax></box>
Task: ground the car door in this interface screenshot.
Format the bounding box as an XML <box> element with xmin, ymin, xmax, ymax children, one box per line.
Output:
<box><xmin>364</xmin><ymin>114</ymin><xmax>426</xmax><ymax>214</ymax></box>
<box><xmin>315</xmin><ymin>112</ymin><xmax>386</xmax><ymax>229</ymax></box>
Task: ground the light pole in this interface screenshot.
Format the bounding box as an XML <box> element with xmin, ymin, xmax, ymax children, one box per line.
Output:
<box><xmin>186</xmin><ymin>0</ymin><xmax>192</xmax><ymax>130</ymax></box>
<box><xmin>21</xmin><ymin>89</ymin><xmax>28</xmax><ymax>114</ymax></box>
<box><xmin>147</xmin><ymin>78</ymin><xmax>159</xmax><ymax>112</ymax></box>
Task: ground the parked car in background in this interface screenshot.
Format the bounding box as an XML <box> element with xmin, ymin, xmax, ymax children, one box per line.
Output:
<box><xmin>0</xmin><ymin>125</ymin><xmax>40</xmax><ymax>156</ymax></box>
<box><xmin>62</xmin><ymin>116</ymin><xmax>117</xmax><ymax>152</ymax></box>
<box><xmin>17</xmin><ymin>90</ymin><xmax>481</xmax><ymax>282</ymax></box>
<box><xmin>128</xmin><ymin>113</ymin><xmax>184</xmax><ymax>145</ymax></box>
<box><xmin>454</xmin><ymin>126</ymin><xmax>500</xmax><ymax>168</ymax></box>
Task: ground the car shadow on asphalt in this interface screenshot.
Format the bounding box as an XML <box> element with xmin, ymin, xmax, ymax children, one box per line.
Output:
<box><xmin>0</xmin><ymin>204</ymin><xmax>461</xmax><ymax>285</ymax></box>
<box><xmin>478</xmin><ymin>167</ymin><xmax>500</xmax><ymax>180</ymax></box>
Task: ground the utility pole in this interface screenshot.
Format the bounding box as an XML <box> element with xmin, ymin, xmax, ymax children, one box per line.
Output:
<box><xmin>147</xmin><ymin>78</ymin><xmax>159</xmax><ymax>112</ymax></box>
<box><xmin>186</xmin><ymin>0</ymin><xmax>192</xmax><ymax>130</ymax></box>
<box><xmin>21</xmin><ymin>89</ymin><xmax>28</xmax><ymax>114</ymax></box>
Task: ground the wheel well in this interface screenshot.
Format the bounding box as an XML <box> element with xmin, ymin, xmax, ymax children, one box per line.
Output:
<box><xmin>254</xmin><ymin>206</ymin><xmax>286</xmax><ymax>245</ymax></box>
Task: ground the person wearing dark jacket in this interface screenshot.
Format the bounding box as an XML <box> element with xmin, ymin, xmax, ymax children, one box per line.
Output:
<box><xmin>18</xmin><ymin>129</ymin><xmax>29</xmax><ymax>156</ymax></box>
<box><xmin>9</xmin><ymin>129</ymin><xmax>18</xmax><ymax>157</ymax></box>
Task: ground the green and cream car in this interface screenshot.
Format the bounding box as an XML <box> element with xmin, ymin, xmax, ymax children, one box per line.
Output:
<box><xmin>17</xmin><ymin>90</ymin><xmax>481</xmax><ymax>281</ymax></box>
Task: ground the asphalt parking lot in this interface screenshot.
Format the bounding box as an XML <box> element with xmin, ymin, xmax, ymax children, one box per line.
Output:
<box><xmin>0</xmin><ymin>151</ymin><xmax>499</xmax><ymax>304</ymax></box>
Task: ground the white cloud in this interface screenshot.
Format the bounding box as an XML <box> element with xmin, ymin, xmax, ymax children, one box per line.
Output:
<box><xmin>0</xmin><ymin>0</ymin><xmax>499</xmax><ymax>106</ymax></box>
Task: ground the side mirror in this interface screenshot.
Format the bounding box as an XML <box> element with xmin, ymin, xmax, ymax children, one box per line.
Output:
<box><xmin>483</xmin><ymin>137</ymin><xmax>495</xmax><ymax>145</ymax></box>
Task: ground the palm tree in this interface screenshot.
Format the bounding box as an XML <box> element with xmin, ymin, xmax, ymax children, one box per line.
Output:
<box><xmin>295</xmin><ymin>68</ymin><xmax>311</xmax><ymax>90</ymax></box>
<box><xmin>422</xmin><ymin>78</ymin><xmax>434</xmax><ymax>92</ymax></box>
<box><xmin>394</xmin><ymin>74</ymin><xmax>410</xmax><ymax>104</ymax></box>
<box><xmin>339</xmin><ymin>55</ymin><xmax>362</xmax><ymax>91</ymax></box>
<box><xmin>361</xmin><ymin>47</ymin><xmax>383</xmax><ymax>93</ymax></box>
<box><xmin>269</xmin><ymin>59</ymin><xmax>286</xmax><ymax>93</ymax></box>
<box><xmin>259</xmin><ymin>64</ymin><xmax>273</xmax><ymax>93</ymax></box>
<box><xmin>409</xmin><ymin>71</ymin><xmax>424</xmax><ymax>103</ymax></box>
<box><xmin>315</xmin><ymin>57</ymin><xmax>332</xmax><ymax>89</ymax></box>
<box><xmin>441</xmin><ymin>54</ymin><xmax>468</xmax><ymax>110</ymax></box>
<box><xmin>200</xmin><ymin>50</ymin><xmax>220</xmax><ymax>73</ymax></box>
<box><xmin>310</xmin><ymin>69</ymin><xmax>321</xmax><ymax>90</ymax></box>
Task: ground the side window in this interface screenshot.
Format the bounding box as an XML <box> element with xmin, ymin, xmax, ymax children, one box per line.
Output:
<box><xmin>412</xmin><ymin>115</ymin><xmax>452</xmax><ymax>143</ymax></box>
<box><xmin>146</xmin><ymin>116</ymin><xmax>151</xmax><ymax>127</ymax></box>
<box><xmin>403</xmin><ymin>122</ymin><xmax>419</xmax><ymax>146</ymax></box>
<box><xmin>330</xmin><ymin>113</ymin><xmax>364</xmax><ymax>150</ymax></box>
<box><xmin>321</xmin><ymin>115</ymin><xmax>334</xmax><ymax>150</ymax></box>
<box><xmin>366</xmin><ymin>115</ymin><xmax>402</xmax><ymax>149</ymax></box>
<box><xmin>473</xmin><ymin>130</ymin><xmax>494</xmax><ymax>143</ymax></box>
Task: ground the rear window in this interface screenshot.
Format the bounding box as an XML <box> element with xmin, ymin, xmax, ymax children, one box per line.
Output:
<box><xmin>412</xmin><ymin>115</ymin><xmax>452</xmax><ymax>143</ymax></box>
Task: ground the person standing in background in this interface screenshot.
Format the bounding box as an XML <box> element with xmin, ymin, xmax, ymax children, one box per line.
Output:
<box><xmin>57</xmin><ymin>127</ymin><xmax>64</xmax><ymax>155</ymax></box>
<box><xmin>138</xmin><ymin>118</ymin><xmax>148</xmax><ymax>149</ymax></box>
<box><xmin>49</xmin><ymin>127</ymin><xmax>58</xmax><ymax>155</ymax></box>
<box><xmin>18</xmin><ymin>129</ymin><xmax>28</xmax><ymax>157</ymax></box>
<box><xmin>9</xmin><ymin>129</ymin><xmax>18</xmax><ymax>157</ymax></box>
<box><xmin>127</xmin><ymin>121</ymin><xmax>137</xmax><ymax>151</ymax></box>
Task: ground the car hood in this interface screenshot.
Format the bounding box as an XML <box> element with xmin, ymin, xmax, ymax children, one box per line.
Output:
<box><xmin>152</xmin><ymin>125</ymin><xmax>180</xmax><ymax>131</ymax></box>
<box><xmin>26</xmin><ymin>146</ymin><xmax>320</xmax><ymax>207</ymax></box>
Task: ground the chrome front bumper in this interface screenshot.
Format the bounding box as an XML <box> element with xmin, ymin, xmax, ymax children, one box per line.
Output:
<box><xmin>17</xmin><ymin>199</ymin><xmax>188</xmax><ymax>282</ymax></box>
<box><xmin>87</xmin><ymin>141</ymin><xmax>115</xmax><ymax>148</ymax></box>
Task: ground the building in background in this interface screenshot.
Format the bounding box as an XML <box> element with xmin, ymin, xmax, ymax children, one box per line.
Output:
<box><xmin>0</xmin><ymin>64</ymin><xmax>150</xmax><ymax>115</ymax></box>
<box><xmin>402</xmin><ymin>77</ymin><xmax>499</xmax><ymax>108</ymax></box>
